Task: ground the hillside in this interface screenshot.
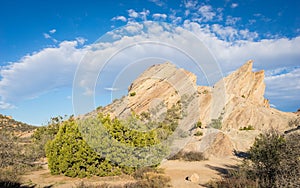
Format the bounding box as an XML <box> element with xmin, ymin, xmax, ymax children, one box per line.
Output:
<box><xmin>0</xmin><ymin>114</ymin><xmax>36</xmax><ymax>134</ymax></box>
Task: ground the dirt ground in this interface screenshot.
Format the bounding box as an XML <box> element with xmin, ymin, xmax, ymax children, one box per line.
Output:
<box><xmin>21</xmin><ymin>156</ymin><xmax>240</xmax><ymax>188</ymax></box>
<box><xmin>21</xmin><ymin>165</ymin><xmax>135</xmax><ymax>188</ymax></box>
<box><xmin>160</xmin><ymin>156</ymin><xmax>240</xmax><ymax>187</ymax></box>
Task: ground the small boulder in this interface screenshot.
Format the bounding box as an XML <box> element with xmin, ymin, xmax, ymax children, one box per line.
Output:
<box><xmin>186</xmin><ymin>173</ymin><xmax>199</xmax><ymax>183</ymax></box>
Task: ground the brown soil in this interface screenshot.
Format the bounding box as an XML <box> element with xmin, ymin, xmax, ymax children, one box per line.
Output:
<box><xmin>21</xmin><ymin>157</ymin><xmax>240</xmax><ymax>188</ymax></box>
<box><xmin>160</xmin><ymin>156</ymin><xmax>240</xmax><ymax>188</ymax></box>
<box><xmin>21</xmin><ymin>165</ymin><xmax>135</xmax><ymax>188</ymax></box>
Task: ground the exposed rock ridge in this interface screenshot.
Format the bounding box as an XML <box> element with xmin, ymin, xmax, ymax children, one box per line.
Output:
<box><xmin>222</xmin><ymin>60</ymin><xmax>268</xmax><ymax>107</ymax></box>
<box><xmin>96</xmin><ymin>60</ymin><xmax>297</xmax><ymax>158</ymax></box>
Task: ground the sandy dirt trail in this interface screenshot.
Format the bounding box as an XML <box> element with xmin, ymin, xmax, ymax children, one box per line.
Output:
<box><xmin>160</xmin><ymin>156</ymin><xmax>240</xmax><ymax>188</ymax></box>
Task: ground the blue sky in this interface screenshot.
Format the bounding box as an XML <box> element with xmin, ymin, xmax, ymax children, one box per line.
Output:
<box><xmin>0</xmin><ymin>0</ymin><xmax>299</xmax><ymax>125</ymax></box>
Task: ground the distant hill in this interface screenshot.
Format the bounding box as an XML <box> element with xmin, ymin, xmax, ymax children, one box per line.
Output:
<box><xmin>0</xmin><ymin>114</ymin><xmax>36</xmax><ymax>134</ymax></box>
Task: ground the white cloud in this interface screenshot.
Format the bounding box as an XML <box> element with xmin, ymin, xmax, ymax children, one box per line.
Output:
<box><xmin>112</xmin><ymin>16</ymin><xmax>127</xmax><ymax>22</ymax></box>
<box><xmin>169</xmin><ymin>9</ymin><xmax>182</xmax><ymax>24</ymax></box>
<box><xmin>265</xmin><ymin>68</ymin><xmax>300</xmax><ymax>110</ymax></box>
<box><xmin>43</xmin><ymin>29</ymin><xmax>58</xmax><ymax>43</ymax></box>
<box><xmin>140</xmin><ymin>9</ymin><xmax>150</xmax><ymax>21</ymax></box>
<box><xmin>184</xmin><ymin>0</ymin><xmax>198</xmax><ymax>9</ymax></box>
<box><xmin>76</xmin><ymin>37</ymin><xmax>87</xmax><ymax>45</ymax></box>
<box><xmin>148</xmin><ymin>0</ymin><xmax>165</xmax><ymax>7</ymax></box>
<box><xmin>127</xmin><ymin>9</ymin><xmax>150</xmax><ymax>21</ymax></box>
<box><xmin>231</xmin><ymin>3</ymin><xmax>238</xmax><ymax>8</ymax></box>
<box><xmin>0</xmin><ymin>101</ymin><xmax>15</xmax><ymax>110</ymax></box>
<box><xmin>239</xmin><ymin>29</ymin><xmax>258</xmax><ymax>41</ymax></box>
<box><xmin>43</xmin><ymin>33</ymin><xmax>51</xmax><ymax>39</ymax></box>
<box><xmin>128</xmin><ymin>9</ymin><xmax>139</xmax><ymax>18</ymax></box>
<box><xmin>198</xmin><ymin>5</ymin><xmax>216</xmax><ymax>22</ymax></box>
<box><xmin>104</xmin><ymin>87</ymin><xmax>120</xmax><ymax>91</ymax></box>
<box><xmin>49</xmin><ymin>29</ymin><xmax>56</xmax><ymax>34</ymax></box>
<box><xmin>152</xmin><ymin>13</ymin><xmax>167</xmax><ymax>20</ymax></box>
<box><xmin>225</xmin><ymin>16</ymin><xmax>241</xmax><ymax>25</ymax></box>
<box><xmin>0</xmin><ymin>39</ymin><xmax>86</xmax><ymax>105</ymax></box>
<box><xmin>211</xmin><ymin>24</ymin><xmax>239</xmax><ymax>41</ymax></box>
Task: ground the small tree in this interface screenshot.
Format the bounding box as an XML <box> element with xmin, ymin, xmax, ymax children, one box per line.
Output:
<box><xmin>206</xmin><ymin>130</ymin><xmax>300</xmax><ymax>187</ymax></box>
<box><xmin>46</xmin><ymin>118</ymin><xmax>121</xmax><ymax>178</ymax></box>
<box><xmin>248</xmin><ymin>130</ymin><xmax>300</xmax><ymax>187</ymax></box>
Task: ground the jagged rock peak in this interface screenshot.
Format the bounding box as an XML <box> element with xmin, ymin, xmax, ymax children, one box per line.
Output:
<box><xmin>222</xmin><ymin>60</ymin><xmax>268</xmax><ymax>107</ymax></box>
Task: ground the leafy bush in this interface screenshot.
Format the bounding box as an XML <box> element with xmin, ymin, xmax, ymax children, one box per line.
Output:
<box><xmin>129</xmin><ymin>92</ymin><xmax>136</xmax><ymax>97</ymax></box>
<box><xmin>194</xmin><ymin>121</ymin><xmax>202</xmax><ymax>129</ymax></box>
<box><xmin>208</xmin><ymin>130</ymin><xmax>300</xmax><ymax>187</ymax></box>
<box><xmin>248</xmin><ymin>130</ymin><xmax>300</xmax><ymax>187</ymax></box>
<box><xmin>194</xmin><ymin>130</ymin><xmax>203</xmax><ymax>136</ymax></box>
<box><xmin>46</xmin><ymin>113</ymin><xmax>173</xmax><ymax>178</ymax></box>
<box><xmin>209</xmin><ymin>117</ymin><xmax>222</xmax><ymax>129</ymax></box>
<box><xmin>239</xmin><ymin>125</ymin><xmax>255</xmax><ymax>131</ymax></box>
<box><xmin>46</xmin><ymin>118</ymin><xmax>122</xmax><ymax>178</ymax></box>
<box><xmin>32</xmin><ymin>116</ymin><xmax>65</xmax><ymax>158</ymax></box>
<box><xmin>80</xmin><ymin>113</ymin><xmax>168</xmax><ymax>172</ymax></box>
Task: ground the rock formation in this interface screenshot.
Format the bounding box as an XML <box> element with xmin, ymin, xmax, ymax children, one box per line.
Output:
<box><xmin>97</xmin><ymin>60</ymin><xmax>297</xmax><ymax>158</ymax></box>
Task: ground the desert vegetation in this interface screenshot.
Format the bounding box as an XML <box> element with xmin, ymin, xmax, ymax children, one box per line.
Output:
<box><xmin>239</xmin><ymin>125</ymin><xmax>255</xmax><ymax>131</ymax></box>
<box><xmin>44</xmin><ymin>104</ymin><xmax>182</xmax><ymax>181</ymax></box>
<box><xmin>0</xmin><ymin>129</ymin><xmax>40</xmax><ymax>187</ymax></box>
<box><xmin>168</xmin><ymin>150</ymin><xmax>207</xmax><ymax>161</ymax></box>
<box><xmin>207</xmin><ymin>130</ymin><xmax>300</xmax><ymax>187</ymax></box>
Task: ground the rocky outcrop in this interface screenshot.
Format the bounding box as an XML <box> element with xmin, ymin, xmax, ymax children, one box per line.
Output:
<box><xmin>127</xmin><ymin>62</ymin><xmax>197</xmax><ymax>113</ymax></box>
<box><xmin>213</xmin><ymin>60</ymin><xmax>295</xmax><ymax>131</ymax></box>
<box><xmin>194</xmin><ymin>60</ymin><xmax>296</xmax><ymax>131</ymax></box>
<box><xmin>183</xmin><ymin>129</ymin><xmax>234</xmax><ymax>158</ymax></box>
<box><xmin>222</xmin><ymin>60</ymin><xmax>267</xmax><ymax>107</ymax></box>
<box><xmin>96</xmin><ymin>60</ymin><xmax>297</xmax><ymax>158</ymax></box>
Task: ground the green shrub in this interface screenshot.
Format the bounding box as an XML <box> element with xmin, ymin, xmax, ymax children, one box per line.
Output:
<box><xmin>208</xmin><ymin>130</ymin><xmax>300</xmax><ymax>187</ymax></box>
<box><xmin>80</xmin><ymin>113</ymin><xmax>168</xmax><ymax>170</ymax></box>
<box><xmin>209</xmin><ymin>117</ymin><xmax>222</xmax><ymax>129</ymax></box>
<box><xmin>194</xmin><ymin>121</ymin><xmax>202</xmax><ymax>129</ymax></box>
<box><xmin>248</xmin><ymin>130</ymin><xmax>300</xmax><ymax>187</ymax></box>
<box><xmin>129</xmin><ymin>92</ymin><xmax>136</xmax><ymax>97</ymax></box>
<box><xmin>32</xmin><ymin>116</ymin><xmax>64</xmax><ymax>158</ymax></box>
<box><xmin>46</xmin><ymin>113</ymin><xmax>172</xmax><ymax>178</ymax></box>
<box><xmin>239</xmin><ymin>125</ymin><xmax>255</xmax><ymax>131</ymax></box>
<box><xmin>140</xmin><ymin>111</ymin><xmax>151</xmax><ymax>121</ymax></box>
<box><xmin>194</xmin><ymin>131</ymin><xmax>203</xmax><ymax>136</ymax></box>
<box><xmin>46</xmin><ymin>118</ymin><xmax>122</xmax><ymax>178</ymax></box>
